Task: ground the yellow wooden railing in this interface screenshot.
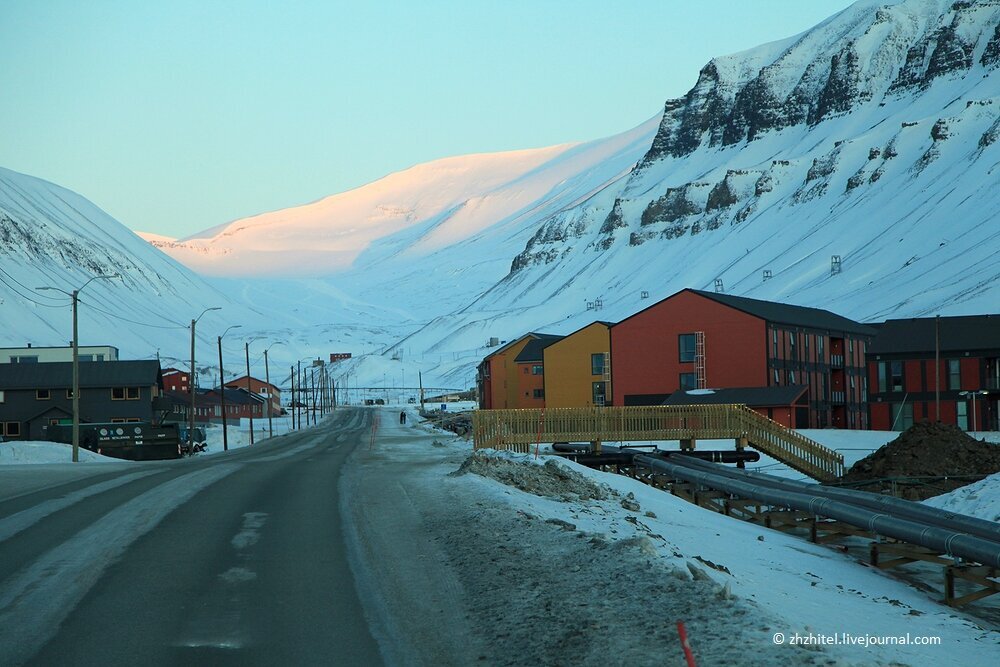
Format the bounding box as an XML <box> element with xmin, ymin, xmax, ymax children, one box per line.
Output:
<box><xmin>472</xmin><ymin>404</ymin><xmax>844</xmax><ymax>482</ymax></box>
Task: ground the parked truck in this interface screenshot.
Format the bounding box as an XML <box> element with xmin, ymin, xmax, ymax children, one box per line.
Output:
<box><xmin>44</xmin><ymin>422</ymin><xmax>183</xmax><ymax>461</ymax></box>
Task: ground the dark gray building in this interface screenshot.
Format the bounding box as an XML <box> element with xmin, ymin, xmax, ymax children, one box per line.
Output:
<box><xmin>0</xmin><ymin>360</ymin><xmax>164</xmax><ymax>441</ymax></box>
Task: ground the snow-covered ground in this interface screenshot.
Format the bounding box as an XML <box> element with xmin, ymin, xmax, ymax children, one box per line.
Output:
<box><xmin>347</xmin><ymin>410</ymin><xmax>1000</xmax><ymax>666</ymax></box>
<box><xmin>5</xmin><ymin>418</ymin><xmax>999</xmax><ymax>664</ymax></box>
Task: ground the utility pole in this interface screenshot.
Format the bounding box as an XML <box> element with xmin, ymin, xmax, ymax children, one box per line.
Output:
<box><xmin>264</xmin><ymin>347</ymin><xmax>273</xmax><ymax>439</ymax></box>
<box><xmin>935</xmin><ymin>314</ymin><xmax>941</xmax><ymax>422</ymax></box>
<box><xmin>39</xmin><ymin>275</ymin><xmax>116</xmax><ymax>462</ymax></box>
<box><xmin>218</xmin><ymin>325</ymin><xmax>241</xmax><ymax>451</ymax></box>
<box><xmin>245</xmin><ymin>341</ymin><xmax>255</xmax><ymax>445</ymax></box>
<box><xmin>290</xmin><ymin>365</ymin><xmax>296</xmax><ymax>430</ymax></box>
<box><xmin>189</xmin><ymin>307</ymin><xmax>221</xmax><ymax>454</ymax></box>
<box><xmin>297</xmin><ymin>360</ymin><xmax>303</xmax><ymax>429</ymax></box>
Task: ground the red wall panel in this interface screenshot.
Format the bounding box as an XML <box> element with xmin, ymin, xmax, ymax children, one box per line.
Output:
<box><xmin>610</xmin><ymin>290</ymin><xmax>767</xmax><ymax>405</ymax></box>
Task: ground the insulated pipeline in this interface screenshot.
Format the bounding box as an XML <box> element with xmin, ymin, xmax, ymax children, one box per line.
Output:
<box><xmin>634</xmin><ymin>454</ymin><xmax>1000</xmax><ymax>568</ymax></box>
<box><xmin>659</xmin><ymin>453</ymin><xmax>1000</xmax><ymax>545</ymax></box>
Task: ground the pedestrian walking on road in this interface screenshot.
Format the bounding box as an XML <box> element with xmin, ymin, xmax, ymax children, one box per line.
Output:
<box><xmin>399</xmin><ymin>410</ymin><xmax>407</xmax><ymax>424</ymax></box>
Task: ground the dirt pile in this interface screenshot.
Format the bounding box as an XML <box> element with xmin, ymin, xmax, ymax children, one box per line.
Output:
<box><xmin>452</xmin><ymin>452</ymin><xmax>613</xmax><ymax>502</ymax></box>
<box><xmin>841</xmin><ymin>422</ymin><xmax>1000</xmax><ymax>499</ymax></box>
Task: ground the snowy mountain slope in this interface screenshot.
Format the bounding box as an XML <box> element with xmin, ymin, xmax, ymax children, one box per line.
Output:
<box><xmin>336</xmin><ymin>0</ymin><xmax>1000</xmax><ymax>388</ymax></box>
<box><xmin>0</xmin><ymin>167</ymin><xmax>269</xmax><ymax>362</ymax></box>
<box><xmin>8</xmin><ymin>0</ymin><xmax>1000</xmax><ymax>395</ymax></box>
<box><xmin>150</xmin><ymin>145</ymin><xmax>575</xmax><ymax>277</ymax></box>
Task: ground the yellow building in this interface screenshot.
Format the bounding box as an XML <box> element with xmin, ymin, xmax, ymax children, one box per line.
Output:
<box><xmin>542</xmin><ymin>322</ymin><xmax>613</xmax><ymax>408</ymax></box>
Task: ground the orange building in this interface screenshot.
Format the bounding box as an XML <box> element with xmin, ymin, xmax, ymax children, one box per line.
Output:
<box><xmin>542</xmin><ymin>322</ymin><xmax>613</xmax><ymax>408</ymax></box>
<box><xmin>511</xmin><ymin>334</ymin><xmax>563</xmax><ymax>409</ymax></box>
<box><xmin>477</xmin><ymin>334</ymin><xmax>542</xmax><ymax>409</ymax></box>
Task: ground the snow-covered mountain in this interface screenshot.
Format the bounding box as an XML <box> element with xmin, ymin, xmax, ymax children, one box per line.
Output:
<box><xmin>7</xmin><ymin>0</ymin><xmax>1000</xmax><ymax>393</ymax></box>
<box><xmin>0</xmin><ymin>167</ymin><xmax>273</xmax><ymax>369</ymax></box>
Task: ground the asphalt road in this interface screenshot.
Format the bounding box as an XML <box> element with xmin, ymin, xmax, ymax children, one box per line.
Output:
<box><xmin>0</xmin><ymin>408</ymin><xmax>385</xmax><ymax>667</ymax></box>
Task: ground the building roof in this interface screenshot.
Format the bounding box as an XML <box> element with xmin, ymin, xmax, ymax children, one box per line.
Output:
<box><xmin>688</xmin><ymin>290</ymin><xmax>874</xmax><ymax>335</ymax></box>
<box><xmin>662</xmin><ymin>385</ymin><xmax>809</xmax><ymax>407</ymax></box>
<box><xmin>226</xmin><ymin>376</ymin><xmax>279</xmax><ymax>392</ymax></box>
<box><xmin>514</xmin><ymin>334</ymin><xmax>565</xmax><ymax>363</ymax></box>
<box><xmin>0</xmin><ymin>360</ymin><xmax>161</xmax><ymax>390</ymax></box>
<box><xmin>613</xmin><ymin>288</ymin><xmax>871</xmax><ymax>335</ymax></box>
<box><xmin>868</xmin><ymin>315</ymin><xmax>1000</xmax><ymax>355</ymax></box>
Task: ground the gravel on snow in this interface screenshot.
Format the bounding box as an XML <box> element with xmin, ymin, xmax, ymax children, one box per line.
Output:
<box><xmin>342</xmin><ymin>414</ymin><xmax>833</xmax><ymax>666</ymax></box>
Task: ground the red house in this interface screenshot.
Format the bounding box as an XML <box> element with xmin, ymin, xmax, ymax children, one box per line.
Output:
<box><xmin>610</xmin><ymin>289</ymin><xmax>874</xmax><ymax>428</ymax></box>
<box><xmin>225</xmin><ymin>375</ymin><xmax>282</xmax><ymax>417</ymax></box>
<box><xmin>867</xmin><ymin>315</ymin><xmax>1000</xmax><ymax>431</ymax></box>
<box><xmin>161</xmin><ymin>368</ymin><xmax>190</xmax><ymax>393</ymax></box>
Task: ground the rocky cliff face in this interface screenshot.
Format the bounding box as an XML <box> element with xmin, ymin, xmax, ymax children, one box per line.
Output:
<box><xmin>509</xmin><ymin>0</ymin><xmax>1000</xmax><ymax>284</ymax></box>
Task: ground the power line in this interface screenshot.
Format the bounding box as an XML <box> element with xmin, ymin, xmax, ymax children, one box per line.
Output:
<box><xmin>0</xmin><ymin>271</ymin><xmax>70</xmax><ymax>308</ymax></box>
<box><xmin>0</xmin><ymin>265</ymin><xmax>67</xmax><ymax>302</ymax></box>
<box><xmin>76</xmin><ymin>295</ymin><xmax>188</xmax><ymax>330</ymax></box>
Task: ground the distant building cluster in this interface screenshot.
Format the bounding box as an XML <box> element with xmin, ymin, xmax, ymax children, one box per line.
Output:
<box><xmin>0</xmin><ymin>344</ymin><xmax>282</xmax><ymax>442</ymax></box>
<box><xmin>477</xmin><ymin>289</ymin><xmax>1000</xmax><ymax>433</ymax></box>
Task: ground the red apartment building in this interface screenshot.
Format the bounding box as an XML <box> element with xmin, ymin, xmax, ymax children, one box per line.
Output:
<box><xmin>225</xmin><ymin>376</ymin><xmax>282</xmax><ymax>417</ymax></box>
<box><xmin>610</xmin><ymin>289</ymin><xmax>874</xmax><ymax>428</ymax></box>
<box><xmin>867</xmin><ymin>315</ymin><xmax>1000</xmax><ymax>431</ymax></box>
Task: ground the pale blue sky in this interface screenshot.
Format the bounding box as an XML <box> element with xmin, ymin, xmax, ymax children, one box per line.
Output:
<box><xmin>1</xmin><ymin>0</ymin><xmax>856</xmax><ymax>238</ymax></box>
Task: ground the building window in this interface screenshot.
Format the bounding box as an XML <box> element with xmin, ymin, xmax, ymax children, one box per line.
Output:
<box><xmin>890</xmin><ymin>361</ymin><xmax>903</xmax><ymax>392</ymax></box>
<box><xmin>679</xmin><ymin>373</ymin><xmax>696</xmax><ymax>391</ymax></box>
<box><xmin>126</xmin><ymin>418</ymin><xmax>141</xmax><ymax>423</ymax></box>
<box><xmin>4</xmin><ymin>422</ymin><xmax>21</xmax><ymax>437</ymax></box>
<box><xmin>878</xmin><ymin>363</ymin><xmax>887</xmax><ymax>393</ymax></box>
<box><xmin>532</xmin><ymin>389</ymin><xmax>544</xmax><ymax>399</ymax></box>
<box><xmin>679</xmin><ymin>334</ymin><xmax>697</xmax><ymax>363</ymax></box>
<box><xmin>957</xmin><ymin>402</ymin><xmax>968</xmax><ymax>430</ymax></box>
<box><xmin>592</xmin><ymin>381</ymin><xmax>606</xmax><ymax>406</ymax></box>
<box><xmin>947</xmin><ymin>359</ymin><xmax>961</xmax><ymax>390</ymax></box>
<box><xmin>112</xmin><ymin>387</ymin><xmax>126</xmax><ymax>400</ymax></box>
<box><xmin>773</xmin><ymin>369</ymin><xmax>780</xmax><ymax>385</ymax></box>
<box><xmin>65</xmin><ymin>389</ymin><xmax>75</xmax><ymax>399</ymax></box>
<box><xmin>772</xmin><ymin>330</ymin><xmax>778</xmax><ymax>358</ymax></box>
<box><xmin>817</xmin><ymin>337</ymin><xmax>824</xmax><ymax>360</ymax></box>
<box><xmin>36</xmin><ymin>389</ymin><xmax>50</xmax><ymax>400</ymax></box>
<box><xmin>0</xmin><ymin>390</ymin><xmax>4</xmax><ymax>403</ymax></box>
<box><xmin>127</xmin><ymin>387</ymin><xmax>140</xmax><ymax>400</ymax></box>
<box><xmin>12</xmin><ymin>355</ymin><xmax>38</xmax><ymax>363</ymax></box>
<box><xmin>591</xmin><ymin>353</ymin><xmax>605</xmax><ymax>376</ymax></box>
<box><xmin>891</xmin><ymin>403</ymin><xmax>913</xmax><ymax>431</ymax></box>
<box><xmin>111</xmin><ymin>418</ymin><xmax>127</xmax><ymax>423</ymax></box>
<box><xmin>532</xmin><ymin>365</ymin><xmax>543</xmax><ymax>375</ymax></box>
<box><xmin>789</xmin><ymin>371</ymin><xmax>796</xmax><ymax>384</ymax></box>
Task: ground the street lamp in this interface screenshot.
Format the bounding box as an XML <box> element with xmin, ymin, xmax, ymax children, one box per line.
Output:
<box><xmin>190</xmin><ymin>307</ymin><xmax>221</xmax><ymax>453</ymax></box>
<box><xmin>959</xmin><ymin>390</ymin><xmax>989</xmax><ymax>435</ymax></box>
<box><xmin>244</xmin><ymin>338</ymin><xmax>261</xmax><ymax>445</ymax></box>
<box><xmin>37</xmin><ymin>274</ymin><xmax>117</xmax><ymax>462</ymax></box>
<box><xmin>217</xmin><ymin>324</ymin><xmax>242</xmax><ymax>451</ymax></box>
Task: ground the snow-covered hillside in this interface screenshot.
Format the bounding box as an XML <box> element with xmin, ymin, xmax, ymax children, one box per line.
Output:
<box><xmin>6</xmin><ymin>0</ymin><xmax>1000</xmax><ymax>392</ymax></box>
<box><xmin>0</xmin><ymin>168</ymin><xmax>272</xmax><ymax>368</ymax></box>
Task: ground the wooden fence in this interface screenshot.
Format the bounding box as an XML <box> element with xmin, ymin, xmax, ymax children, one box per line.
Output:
<box><xmin>472</xmin><ymin>404</ymin><xmax>844</xmax><ymax>482</ymax></box>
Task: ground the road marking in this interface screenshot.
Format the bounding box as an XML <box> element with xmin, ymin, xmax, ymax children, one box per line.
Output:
<box><xmin>0</xmin><ymin>464</ymin><xmax>240</xmax><ymax>665</ymax></box>
<box><xmin>231</xmin><ymin>512</ymin><xmax>267</xmax><ymax>550</ymax></box>
<box><xmin>0</xmin><ymin>470</ymin><xmax>160</xmax><ymax>543</ymax></box>
<box><xmin>175</xmin><ymin>512</ymin><xmax>268</xmax><ymax>651</ymax></box>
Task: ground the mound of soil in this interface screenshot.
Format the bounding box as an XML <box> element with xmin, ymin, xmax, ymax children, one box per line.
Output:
<box><xmin>841</xmin><ymin>422</ymin><xmax>1000</xmax><ymax>499</ymax></box>
<box><xmin>452</xmin><ymin>451</ymin><xmax>614</xmax><ymax>502</ymax></box>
